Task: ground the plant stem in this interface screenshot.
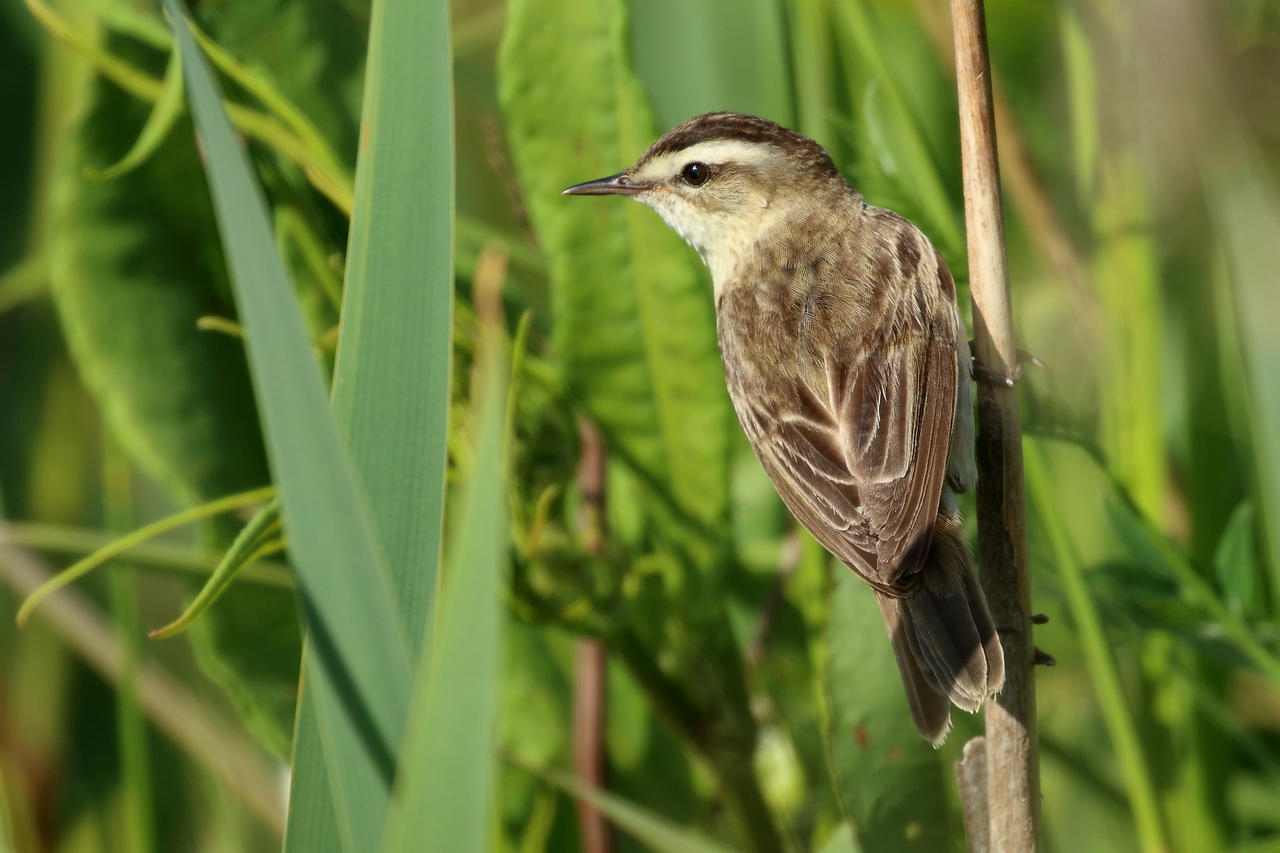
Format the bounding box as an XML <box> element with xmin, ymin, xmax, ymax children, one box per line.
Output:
<box><xmin>1024</xmin><ymin>443</ymin><xmax>1169</xmax><ymax>853</ymax></box>
<box><xmin>573</xmin><ymin>417</ymin><xmax>611</xmax><ymax>853</ymax></box>
<box><xmin>0</xmin><ymin>542</ymin><xmax>285</xmax><ymax>835</ymax></box>
<box><xmin>948</xmin><ymin>1</ymin><xmax>1042</xmax><ymax>850</ymax></box>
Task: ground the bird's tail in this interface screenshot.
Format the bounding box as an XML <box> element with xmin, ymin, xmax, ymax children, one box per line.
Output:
<box><xmin>875</xmin><ymin>508</ymin><xmax>1005</xmax><ymax>747</ymax></box>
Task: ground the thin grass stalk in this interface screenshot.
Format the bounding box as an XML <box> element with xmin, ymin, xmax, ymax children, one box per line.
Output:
<box><xmin>948</xmin><ymin>1</ymin><xmax>1041</xmax><ymax>850</ymax></box>
<box><xmin>104</xmin><ymin>441</ymin><xmax>154</xmax><ymax>853</ymax></box>
<box><xmin>0</xmin><ymin>544</ymin><xmax>285</xmax><ymax>835</ymax></box>
<box><xmin>1024</xmin><ymin>442</ymin><xmax>1168</xmax><ymax>853</ymax></box>
<box><xmin>574</xmin><ymin>417</ymin><xmax>611</xmax><ymax>853</ymax></box>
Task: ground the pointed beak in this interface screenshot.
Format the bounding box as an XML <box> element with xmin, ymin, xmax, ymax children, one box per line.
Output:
<box><xmin>561</xmin><ymin>172</ymin><xmax>646</xmax><ymax>196</ymax></box>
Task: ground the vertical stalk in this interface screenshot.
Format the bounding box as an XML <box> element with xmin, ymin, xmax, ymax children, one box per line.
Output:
<box><xmin>104</xmin><ymin>439</ymin><xmax>155</xmax><ymax>853</ymax></box>
<box><xmin>948</xmin><ymin>1</ymin><xmax>1041</xmax><ymax>851</ymax></box>
<box><xmin>573</xmin><ymin>417</ymin><xmax>611</xmax><ymax>853</ymax></box>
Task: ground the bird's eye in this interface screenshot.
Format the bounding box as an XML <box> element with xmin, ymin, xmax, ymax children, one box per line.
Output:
<box><xmin>681</xmin><ymin>162</ymin><xmax>710</xmax><ymax>187</ymax></box>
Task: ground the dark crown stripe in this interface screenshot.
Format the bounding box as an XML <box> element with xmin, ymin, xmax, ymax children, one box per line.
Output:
<box><xmin>638</xmin><ymin>112</ymin><xmax>839</xmax><ymax>177</ymax></box>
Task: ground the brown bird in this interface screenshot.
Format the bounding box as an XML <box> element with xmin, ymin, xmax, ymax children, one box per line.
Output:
<box><xmin>564</xmin><ymin>112</ymin><xmax>1003</xmax><ymax>745</ymax></box>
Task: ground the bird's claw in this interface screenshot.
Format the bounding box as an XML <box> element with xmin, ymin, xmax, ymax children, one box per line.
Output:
<box><xmin>969</xmin><ymin>345</ymin><xmax>1045</xmax><ymax>388</ymax></box>
<box><xmin>1033</xmin><ymin>646</ymin><xmax>1057</xmax><ymax>667</ymax></box>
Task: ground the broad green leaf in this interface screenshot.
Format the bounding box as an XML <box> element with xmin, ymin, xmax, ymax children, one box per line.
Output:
<box><xmin>85</xmin><ymin>48</ymin><xmax>183</xmax><ymax>181</ymax></box>
<box><xmin>41</xmin><ymin>33</ymin><xmax>299</xmax><ymax>749</ymax></box>
<box><xmin>1033</xmin><ymin>437</ymin><xmax>1280</xmax><ymax>685</ymax></box>
<box><xmin>329</xmin><ymin>0</ymin><xmax>454</xmax><ymax>646</ymax></box>
<box><xmin>381</xmin><ymin>334</ymin><xmax>506</xmax><ymax>853</ymax></box>
<box><xmin>499</xmin><ymin>0</ymin><xmax>732</xmax><ymax>545</ymax></box>
<box><xmin>45</xmin><ymin>42</ymin><xmax>269</xmax><ymax>518</ymax></box>
<box><xmin>196</xmin><ymin>0</ymin><xmax>368</xmax><ymax>169</ymax></box>
<box><xmin>629</xmin><ymin>0</ymin><xmax>793</xmax><ymax>131</ymax></box>
<box><xmin>286</xmin><ymin>0</ymin><xmax>455</xmax><ymax>845</ymax></box>
<box><xmin>163</xmin><ymin>0</ymin><xmax>411</xmax><ymax>814</ymax></box>
<box><xmin>823</xmin><ymin>567</ymin><xmax>952</xmax><ymax>852</ymax></box>
<box><xmin>283</xmin><ymin>680</ymin><xmax>347</xmax><ymax>851</ymax></box>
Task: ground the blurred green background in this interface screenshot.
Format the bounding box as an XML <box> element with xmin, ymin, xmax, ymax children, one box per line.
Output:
<box><xmin>2</xmin><ymin>0</ymin><xmax>1279</xmax><ymax>851</ymax></box>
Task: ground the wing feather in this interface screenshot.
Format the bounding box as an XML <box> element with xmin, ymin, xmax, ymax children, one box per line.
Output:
<box><xmin>736</xmin><ymin>316</ymin><xmax>957</xmax><ymax>593</ymax></box>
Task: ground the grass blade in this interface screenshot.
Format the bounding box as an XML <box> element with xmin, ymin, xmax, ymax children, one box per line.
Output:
<box><xmin>330</xmin><ymin>0</ymin><xmax>454</xmax><ymax>648</ymax></box>
<box><xmin>285</xmin><ymin>0</ymin><xmax>454</xmax><ymax>847</ymax></box>
<box><xmin>1024</xmin><ymin>439</ymin><xmax>1168</xmax><ymax>853</ymax></box>
<box><xmin>85</xmin><ymin>48</ymin><xmax>184</xmax><ymax>181</ymax></box>
<box><xmin>1206</xmin><ymin>142</ymin><xmax>1280</xmax><ymax>594</ymax></box>
<box><xmin>15</xmin><ymin>486</ymin><xmax>274</xmax><ymax>627</ymax></box>
<box><xmin>161</xmin><ymin>0</ymin><xmax>412</xmax><ymax>821</ymax></box>
<box><xmin>381</xmin><ymin>331</ymin><xmax>506</xmax><ymax>853</ymax></box>
<box><xmin>148</xmin><ymin>499</ymin><xmax>282</xmax><ymax>639</ymax></box>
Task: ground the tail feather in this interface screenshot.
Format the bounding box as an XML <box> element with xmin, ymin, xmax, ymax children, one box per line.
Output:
<box><xmin>879</xmin><ymin>596</ymin><xmax>953</xmax><ymax>747</ymax></box>
<box><xmin>876</xmin><ymin>508</ymin><xmax>1004</xmax><ymax>745</ymax></box>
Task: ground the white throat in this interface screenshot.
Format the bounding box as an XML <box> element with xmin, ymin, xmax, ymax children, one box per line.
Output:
<box><xmin>638</xmin><ymin>192</ymin><xmax>790</xmax><ymax>299</ymax></box>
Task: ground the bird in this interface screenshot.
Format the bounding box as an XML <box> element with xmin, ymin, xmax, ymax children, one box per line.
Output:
<box><xmin>563</xmin><ymin>112</ymin><xmax>1004</xmax><ymax>745</ymax></box>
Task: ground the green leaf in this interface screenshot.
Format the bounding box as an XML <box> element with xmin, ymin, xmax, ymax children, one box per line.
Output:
<box><xmin>329</xmin><ymin>0</ymin><xmax>454</xmax><ymax>647</ymax></box>
<box><xmin>85</xmin><ymin>48</ymin><xmax>184</xmax><ymax>181</ymax></box>
<box><xmin>381</xmin><ymin>334</ymin><xmax>506</xmax><ymax>853</ymax></box>
<box><xmin>163</xmin><ymin>0</ymin><xmax>411</xmax><ymax>819</ymax></box>
<box><xmin>195</xmin><ymin>0</ymin><xmax>368</xmax><ymax>169</ymax></box>
<box><xmin>15</xmin><ymin>486</ymin><xmax>274</xmax><ymax>628</ymax></box>
<box><xmin>0</xmin><ymin>254</ymin><xmax>47</xmax><ymax>316</ymax></box>
<box><xmin>499</xmin><ymin>0</ymin><xmax>732</xmax><ymax>547</ymax></box>
<box><xmin>1024</xmin><ymin>439</ymin><xmax>1169</xmax><ymax>853</ymax></box>
<box><xmin>41</xmin><ymin>29</ymin><xmax>299</xmax><ymax>749</ymax></box>
<box><xmin>45</xmin><ymin>37</ymin><xmax>270</xmax><ymax>519</ymax></box>
<box><xmin>630</xmin><ymin>0</ymin><xmax>793</xmax><ymax>131</ymax></box>
<box><xmin>831</xmin><ymin>0</ymin><xmax>962</xmax><ymax>255</ymax></box>
<box><xmin>823</xmin><ymin>566</ymin><xmax>952</xmax><ymax>852</ymax></box>
<box><xmin>518</xmin><ymin>763</ymin><xmax>736</xmax><ymax>853</ymax></box>
<box><xmin>816</xmin><ymin>823</ymin><xmax>863</xmax><ymax>853</ymax></box>
<box><xmin>1207</xmin><ymin>142</ymin><xmax>1280</xmax><ymax>595</ymax></box>
<box><xmin>282</xmin><ymin>0</ymin><xmax>455</xmax><ymax>846</ymax></box>
<box><xmin>1214</xmin><ymin>501</ymin><xmax>1261</xmax><ymax>617</ymax></box>
<box><xmin>148</xmin><ymin>498</ymin><xmax>281</xmax><ymax>639</ymax></box>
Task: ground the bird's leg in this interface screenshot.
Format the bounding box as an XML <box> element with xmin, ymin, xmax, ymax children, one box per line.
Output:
<box><xmin>996</xmin><ymin>614</ymin><xmax>1053</xmax><ymax>665</ymax></box>
<box><xmin>969</xmin><ymin>343</ymin><xmax>1045</xmax><ymax>387</ymax></box>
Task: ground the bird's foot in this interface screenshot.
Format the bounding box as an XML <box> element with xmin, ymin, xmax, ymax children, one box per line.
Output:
<box><xmin>969</xmin><ymin>345</ymin><xmax>1044</xmax><ymax>387</ymax></box>
<box><xmin>1033</xmin><ymin>647</ymin><xmax>1057</xmax><ymax>667</ymax></box>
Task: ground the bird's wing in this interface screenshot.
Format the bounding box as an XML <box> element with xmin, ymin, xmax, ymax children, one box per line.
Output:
<box><xmin>744</xmin><ymin>316</ymin><xmax>958</xmax><ymax>594</ymax></box>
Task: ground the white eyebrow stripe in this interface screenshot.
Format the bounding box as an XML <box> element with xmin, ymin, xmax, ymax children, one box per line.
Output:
<box><xmin>638</xmin><ymin>139</ymin><xmax>778</xmax><ymax>178</ymax></box>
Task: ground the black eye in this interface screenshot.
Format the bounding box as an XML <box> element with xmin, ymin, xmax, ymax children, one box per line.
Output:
<box><xmin>681</xmin><ymin>162</ymin><xmax>709</xmax><ymax>186</ymax></box>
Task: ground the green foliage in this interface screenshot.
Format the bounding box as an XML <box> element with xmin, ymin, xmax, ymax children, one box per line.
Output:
<box><xmin>163</xmin><ymin>4</ymin><xmax>412</xmax><ymax>851</ymax></box>
<box><xmin>824</xmin><ymin>568</ymin><xmax>954</xmax><ymax>852</ymax></box>
<box><xmin>498</xmin><ymin>0</ymin><xmax>733</xmax><ymax>547</ymax></box>
<box><xmin>382</xmin><ymin>326</ymin><xmax>505</xmax><ymax>852</ymax></box>
<box><xmin>5</xmin><ymin>0</ymin><xmax>1280</xmax><ymax>851</ymax></box>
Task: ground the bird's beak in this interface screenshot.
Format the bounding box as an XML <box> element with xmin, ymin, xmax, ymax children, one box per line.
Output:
<box><xmin>561</xmin><ymin>172</ymin><xmax>646</xmax><ymax>196</ymax></box>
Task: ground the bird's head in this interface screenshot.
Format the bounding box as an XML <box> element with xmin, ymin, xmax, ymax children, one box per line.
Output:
<box><xmin>563</xmin><ymin>112</ymin><xmax>847</xmax><ymax>281</ymax></box>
